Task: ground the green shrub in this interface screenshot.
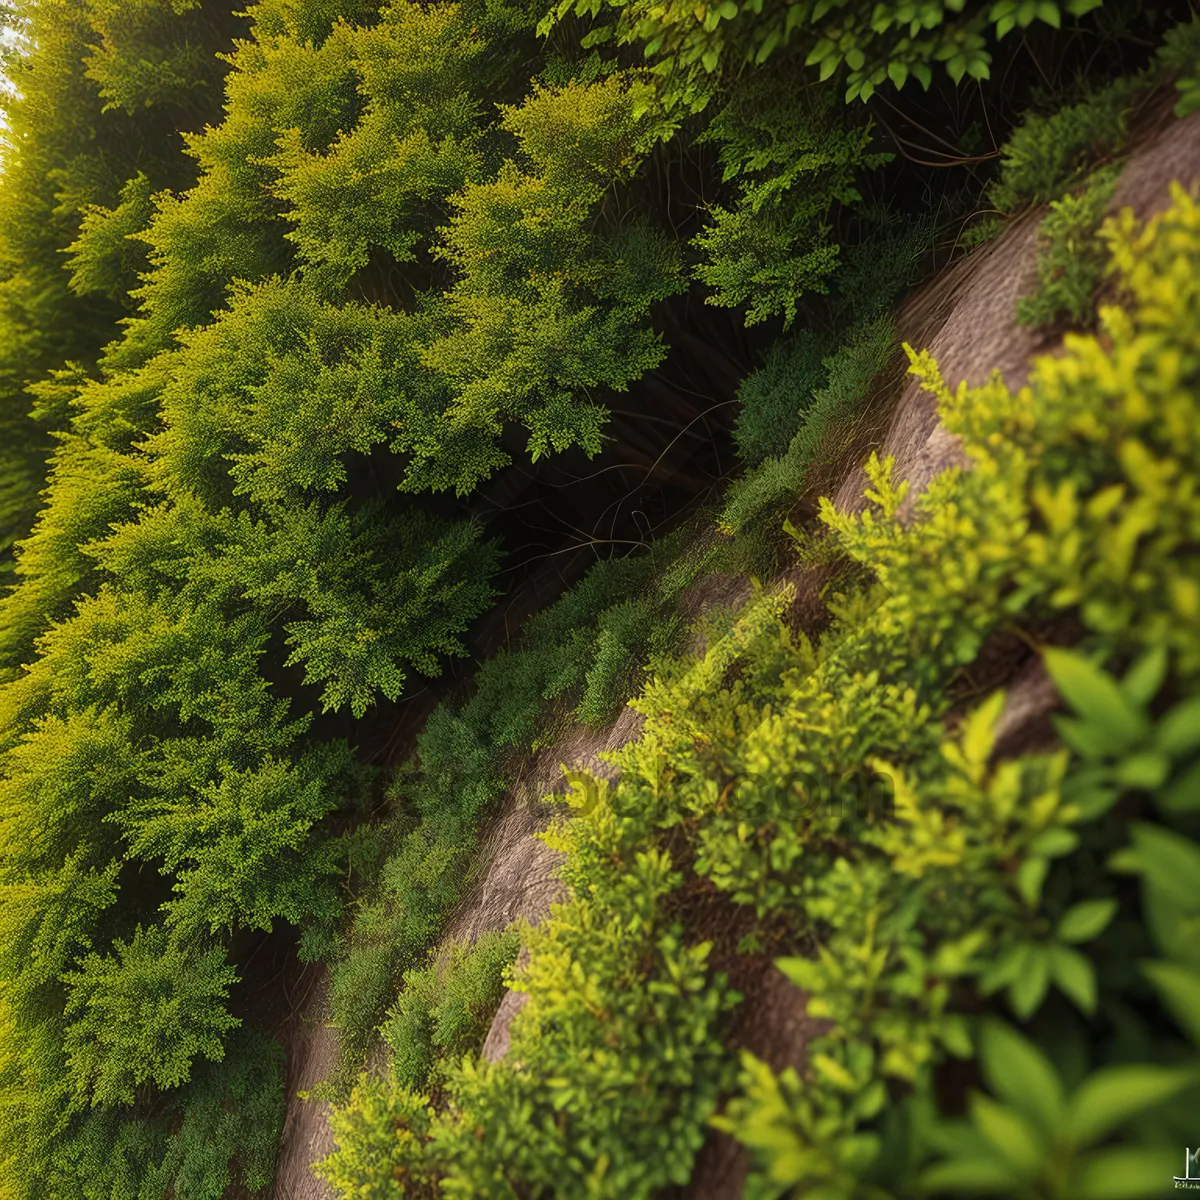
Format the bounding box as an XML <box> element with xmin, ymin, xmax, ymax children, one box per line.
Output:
<box><xmin>733</xmin><ymin>330</ymin><xmax>834</xmax><ymax>464</ymax></box>
<box><xmin>692</xmin><ymin>80</ymin><xmax>889</xmax><ymax>325</ymax></box>
<box><xmin>1158</xmin><ymin>13</ymin><xmax>1200</xmax><ymax>117</ymax></box>
<box><xmin>322</xmin><ymin>184</ymin><xmax>1200</xmax><ymax>1197</ymax></box>
<box><xmin>318</xmin><ymin>1078</ymin><xmax>441</xmax><ymax>1200</ymax></box>
<box><xmin>0</xmin><ymin>0</ymin><xmax>239</xmax><ymax>573</ymax></box>
<box><xmin>82</xmin><ymin>0</ymin><xmax>237</xmax><ymax>113</ymax></box>
<box><xmin>412</xmin><ymin>72</ymin><xmax>684</xmax><ymax>493</ymax></box>
<box><xmin>64</xmin><ymin>171</ymin><xmax>157</xmax><ymax>304</ymax></box>
<box><xmin>990</xmin><ymin>74</ymin><xmax>1143</xmax><ymax>212</ymax></box>
<box><xmin>322</xmin><ymin>529</ymin><xmax>738</xmax><ymax>1080</ymax></box>
<box><xmin>382</xmin><ymin>930</ymin><xmax>520</xmax><ymax>1089</ymax></box>
<box><xmin>721</xmin><ymin>315</ymin><xmax>895</xmax><ymax>530</ymax></box>
<box><xmin>1016</xmin><ymin>165</ymin><xmax>1118</xmax><ymax>328</ymax></box>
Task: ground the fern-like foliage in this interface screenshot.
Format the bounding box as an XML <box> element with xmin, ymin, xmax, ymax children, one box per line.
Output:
<box><xmin>382</xmin><ymin>930</ymin><xmax>520</xmax><ymax>1089</ymax></box>
<box><xmin>1158</xmin><ymin>13</ymin><xmax>1200</xmax><ymax>117</ymax></box>
<box><xmin>82</xmin><ymin>0</ymin><xmax>237</xmax><ymax>113</ymax></box>
<box><xmin>412</xmin><ymin>74</ymin><xmax>684</xmax><ymax>492</ymax></box>
<box><xmin>64</xmin><ymin>171</ymin><xmax>157</xmax><ymax>304</ymax></box>
<box><xmin>722</xmin><ymin>315</ymin><xmax>895</xmax><ymax>529</ymax></box>
<box><xmin>693</xmin><ymin>79</ymin><xmax>890</xmax><ymax>325</ymax></box>
<box><xmin>62</xmin><ymin>926</ymin><xmax>240</xmax><ymax>1105</ymax></box>
<box><xmin>990</xmin><ymin>73</ymin><xmax>1143</xmax><ymax>211</ymax></box>
<box><xmin>733</xmin><ymin>329</ymin><xmax>834</xmax><ymax>464</ymax></box>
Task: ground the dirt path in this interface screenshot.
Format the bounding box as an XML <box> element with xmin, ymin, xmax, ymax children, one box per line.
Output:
<box><xmin>270</xmin><ymin>962</ymin><xmax>339</xmax><ymax>1200</ymax></box>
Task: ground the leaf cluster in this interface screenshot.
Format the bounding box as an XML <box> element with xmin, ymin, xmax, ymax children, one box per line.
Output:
<box><xmin>320</xmin><ymin>184</ymin><xmax>1200</xmax><ymax>1197</ymax></box>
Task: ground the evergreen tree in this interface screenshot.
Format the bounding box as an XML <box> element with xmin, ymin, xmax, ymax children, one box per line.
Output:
<box><xmin>0</xmin><ymin>0</ymin><xmax>243</xmax><ymax>575</ymax></box>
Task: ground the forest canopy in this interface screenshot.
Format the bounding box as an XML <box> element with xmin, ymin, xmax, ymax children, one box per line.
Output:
<box><xmin>0</xmin><ymin>0</ymin><xmax>1198</xmax><ymax>1196</ymax></box>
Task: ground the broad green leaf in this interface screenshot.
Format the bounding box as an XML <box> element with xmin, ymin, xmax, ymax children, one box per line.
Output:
<box><xmin>1121</xmin><ymin>645</ymin><xmax>1168</xmax><ymax>706</ymax></box>
<box><xmin>1065</xmin><ymin>1064</ymin><xmax>1196</xmax><ymax>1147</ymax></box>
<box><xmin>940</xmin><ymin>1014</ymin><xmax>973</xmax><ymax>1058</ymax></box>
<box><xmin>924</xmin><ymin>1116</ymin><xmax>992</xmax><ymax>1158</ymax></box>
<box><xmin>1141</xmin><ymin>960</ymin><xmax>1200</xmax><ymax>1043</ymax></box>
<box><xmin>1156</xmin><ymin>696</ymin><xmax>1200</xmax><ymax>758</ymax></box>
<box><xmin>1161</xmin><ymin>757</ymin><xmax>1200</xmax><ymax>813</ymax></box>
<box><xmin>1050</xmin><ymin>943</ymin><xmax>1096</xmax><ymax>1014</ymax></box>
<box><xmin>979</xmin><ymin>1019</ymin><xmax>1065</xmax><ymax>1127</ymax></box>
<box><xmin>1029</xmin><ymin>828</ymin><xmax>1079</xmax><ymax>858</ymax></box>
<box><xmin>1071</xmin><ymin>1146</ymin><xmax>1181</xmax><ymax>1199</ymax></box>
<box><xmin>805</xmin><ymin>38</ymin><xmax>834</xmax><ymax>65</ymax></box>
<box><xmin>1017</xmin><ymin>856</ymin><xmax>1049</xmax><ymax>907</ymax></box>
<box><xmin>812</xmin><ymin>1052</ymin><xmax>858</xmax><ymax>1092</ymax></box>
<box><xmin>1061</xmin><ymin>764</ymin><xmax>1119</xmax><ymax>820</ymax></box>
<box><xmin>1057</xmin><ymin>898</ymin><xmax>1118</xmax><ymax>944</ymax></box>
<box><xmin>979</xmin><ymin>943</ymin><xmax>1029</xmax><ymax>994</ymax></box>
<box><xmin>1117</xmin><ymin>824</ymin><xmax>1200</xmax><ymax>910</ymax></box>
<box><xmin>919</xmin><ymin>1155</ymin><xmax>1021</xmax><ymax>1193</ymax></box>
<box><xmin>1054</xmin><ymin>714</ymin><xmax>1116</xmax><ymax>761</ymax></box>
<box><xmin>1010</xmin><ymin>946</ymin><xmax>1050</xmax><ymax>1018</ymax></box>
<box><xmin>1043</xmin><ymin>648</ymin><xmax>1147</xmax><ymax>752</ymax></box>
<box><xmin>1114</xmin><ymin>751</ymin><xmax>1170</xmax><ymax>790</ymax></box>
<box><xmin>1036</xmin><ymin>0</ymin><xmax>1061</xmax><ymax>26</ymax></box>
<box><xmin>970</xmin><ymin>1093</ymin><xmax>1044</xmax><ymax>1174</ymax></box>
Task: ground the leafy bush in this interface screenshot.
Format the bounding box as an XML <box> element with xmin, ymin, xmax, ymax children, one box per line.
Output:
<box><xmin>919</xmin><ymin>1020</ymin><xmax>1193</xmax><ymax>1196</ymax></box>
<box><xmin>692</xmin><ymin>79</ymin><xmax>889</xmax><ymax>325</ymax></box>
<box><xmin>1158</xmin><ymin>13</ymin><xmax>1200</xmax><ymax>118</ymax></box>
<box><xmin>64</xmin><ymin>171</ymin><xmax>157</xmax><ymax>304</ymax></box>
<box><xmin>721</xmin><ymin>315</ymin><xmax>895</xmax><ymax>529</ymax></box>
<box><xmin>412</xmin><ymin>72</ymin><xmax>683</xmax><ymax>492</ymax></box>
<box><xmin>543</xmin><ymin>0</ymin><xmax>1105</xmax><ymax>108</ymax></box>
<box><xmin>82</xmin><ymin>0</ymin><xmax>238</xmax><ymax>113</ymax></box>
<box><xmin>990</xmin><ymin>70</ymin><xmax>1148</xmax><ymax>212</ymax></box>
<box><xmin>1016</xmin><ymin>165</ymin><xmax>1118</xmax><ymax>327</ymax></box>
<box><xmin>321</xmin><ymin>527</ymin><xmax>760</xmax><ymax>1079</ymax></box>
<box><xmin>319</xmin><ymin>1078</ymin><xmax>441</xmax><ymax>1200</ymax></box>
<box><xmin>382</xmin><ymin>930</ymin><xmax>520</xmax><ymax>1089</ymax></box>
<box><xmin>62</xmin><ymin>926</ymin><xmax>240</xmax><ymax>1105</ymax></box>
<box><xmin>733</xmin><ymin>329</ymin><xmax>834</xmax><ymax>464</ymax></box>
<box><xmin>321</xmin><ymin>184</ymin><xmax>1200</xmax><ymax>1197</ymax></box>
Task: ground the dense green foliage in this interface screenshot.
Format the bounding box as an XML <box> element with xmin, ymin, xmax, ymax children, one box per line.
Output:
<box><xmin>318</xmin><ymin>185</ymin><xmax>1200</xmax><ymax>1197</ymax></box>
<box><xmin>382</xmin><ymin>930</ymin><xmax>520</xmax><ymax>1090</ymax></box>
<box><xmin>1017</xmin><ymin>165</ymin><xmax>1118</xmax><ymax>328</ymax></box>
<box><xmin>721</xmin><ymin>314</ymin><xmax>897</xmax><ymax>530</ymax></box>
<box><xmin>0</xmin><ymin>0</ymin><xmax>242</xmax><ymax>577</ymax></box>
<box><xmin>543</xmin><ymin>0</ymin><xmax>1105</xmax><ymax>107</ymax></box>
<box><xmin>0</xmin><ymin>0</ymin><xmax>1195</xmax><ymax>1195</ymax></box>
<box><xmin>320</xmin><ymin>522</ymin><xmax>775</xmax><ymax>1079</ymax></box>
